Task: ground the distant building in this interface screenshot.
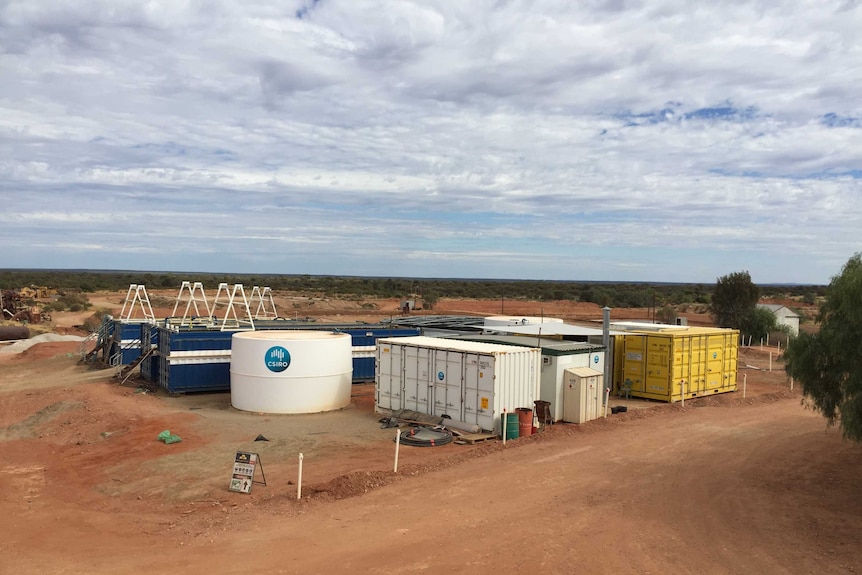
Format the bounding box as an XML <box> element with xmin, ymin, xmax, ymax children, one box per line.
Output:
<box><xmin>756</xmin><ymin>304</ymin><xmax>800</xmax><ymax>337</ymax></box>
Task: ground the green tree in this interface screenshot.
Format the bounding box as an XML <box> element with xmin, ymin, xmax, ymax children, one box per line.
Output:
<box><xmin>784</xmin><ymin>254</ymin><xmax>862</xmax><ymax>441</ymax></box>
<box><xmin>422</xmin><ymin>290</ymin><xmax>438</xmax><ymax>310</ymax></box>
<box><xmin>710</xmin><ymin>271</ymin><xmax>759</xmax><ymax>328</ymax></box>
<box><xmin>656</xmin><ymin>304</ymin><xmax>678</xmax><ymax>325</ymax></box>
<box><xmin>740</xmin><ymin>306</ymin><xmax>782</xmax><ymax>341</ymax></box>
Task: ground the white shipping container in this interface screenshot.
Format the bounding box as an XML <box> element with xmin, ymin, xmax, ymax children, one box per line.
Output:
<box><xmin>376</xmin><ymin>336</ymin><xmax>540</xmax><ymax>433</ymax></box>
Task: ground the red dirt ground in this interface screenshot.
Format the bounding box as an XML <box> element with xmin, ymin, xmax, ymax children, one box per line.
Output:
<box><xmin>2</xmin><ymin>294</ymin><xmax>860</xmax><ymax>574</ymax></box>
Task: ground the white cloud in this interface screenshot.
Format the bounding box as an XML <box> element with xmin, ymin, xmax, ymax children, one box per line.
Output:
<box><xmin>0</xmin><ymin>0</ymin><xmax>860</xmax><ymax>283</ymax></box>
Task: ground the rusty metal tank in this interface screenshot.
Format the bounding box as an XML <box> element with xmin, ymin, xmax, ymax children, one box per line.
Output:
<box><xmin>0</xmin><ymin>325</ymin><xmax>30</xmax><ymax>341</ymax></box>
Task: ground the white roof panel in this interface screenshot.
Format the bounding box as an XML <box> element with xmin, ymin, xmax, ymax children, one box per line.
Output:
<box><xmin>482</xmin><ymin>324</ymin><xmax>625</xmax><ymax>337</ymax></box>
<box><xmin>377</xmin><ymin>335</ymin><xmax>538</xmax><ymax>353</ymax></box>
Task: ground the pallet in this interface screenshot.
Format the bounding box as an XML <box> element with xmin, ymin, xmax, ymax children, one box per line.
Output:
<box><xmin>454</xmin><ymin>432</ymin><xmax>497</xmax><ymax>445</ymax></box>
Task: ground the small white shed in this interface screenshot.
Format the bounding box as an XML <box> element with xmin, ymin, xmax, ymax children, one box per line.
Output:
<box><xmin>756</xmin><ymin>304</ymin><xmax>800</xmax><ymax>337</ymax></box>
<box><xmin>563</xmin><ymin>367</ymin><xmax>604</xmax><ymax>424</ymax></box>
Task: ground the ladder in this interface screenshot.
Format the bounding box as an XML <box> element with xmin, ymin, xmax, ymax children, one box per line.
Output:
<box><xmin>79</xmin><ymin>314</ymin><xmax>113</xmax><ymax>363</ymax></box>
<box><xmin>116</xmin><ymin>345</ymin><xmax>155</xmax><ymax>385</ymax></box>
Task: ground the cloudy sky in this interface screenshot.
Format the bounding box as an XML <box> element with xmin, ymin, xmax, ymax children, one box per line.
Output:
<box><xmin>2</xmin><ymin>1</ymin><xmax>860</xmax><ymax>284</ymax></box>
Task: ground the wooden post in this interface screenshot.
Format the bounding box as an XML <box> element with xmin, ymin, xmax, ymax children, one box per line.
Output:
<box><xmin>502</xmin><ymin>410</ymin><xmax>507</xmax><ymax>445</ymax></box>
<box><xmin>394</xmin><ymin>428</ymin><xmax>401</xmax><ymax>473</ymax></box>
<box><xmin>297</xmin><ymin>453</ymin><xmax>303</xmax><ymax>500</ymax></box>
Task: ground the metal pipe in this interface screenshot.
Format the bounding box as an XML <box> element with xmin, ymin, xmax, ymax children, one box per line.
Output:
<box><xmin>0</xmin><ymin>325</ymin><xmax>30</xmax><ymax>341</ymax></box>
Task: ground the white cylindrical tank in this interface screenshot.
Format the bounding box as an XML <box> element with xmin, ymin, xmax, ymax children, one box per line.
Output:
<box><xmin>230</xmin><ymin>331</ymin><xmax>352</xmax><ymax>414</ymax></box>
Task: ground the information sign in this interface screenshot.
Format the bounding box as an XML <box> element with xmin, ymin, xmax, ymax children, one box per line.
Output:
<box><xmin>229</xmin><ymin>451</ymin><xmax>264</xmax><ymax>494</ymax></box>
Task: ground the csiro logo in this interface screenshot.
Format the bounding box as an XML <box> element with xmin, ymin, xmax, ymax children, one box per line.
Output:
<box><xmin>265</xmin><ymin>346</ymin><xmax>291</xmax><ymax>373</ymax></box>
<box><xmin>593</xmin><ymin>355</ymin><xmax>600</xmax><ymax>364</ymax></box>
<box><xmin>437</xmin><ymin>371</ymin><xmax>445</xmax><ymax>381</ymax></box>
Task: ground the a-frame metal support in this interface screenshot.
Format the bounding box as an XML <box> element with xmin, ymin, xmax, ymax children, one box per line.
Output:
<box><xmin>249</xmin><ymin>286</ymin><xmax>278</xmax><ymax>320</ymax></box>
<box><xmin>171</xmin><ymin>281</ymin><xmax>212</xmax><ymax>325</ymax></box>
<box><xmin>211</xmin><ymin>283</ymin><xmax>255</xmax><ymax>331</ymax></box>
<box><xmin>119</xmin><ymin>284</ymin><xmax>155</xmax><ymax>322</ymax></box>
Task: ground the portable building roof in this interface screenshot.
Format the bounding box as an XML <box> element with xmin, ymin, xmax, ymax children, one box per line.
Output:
<box><xmin>443</xmin><ymin>334</ymin><xmax>605</xmax><ymax>355</ymax></box>
<box><xmin>377</xmin><ymin>335</ymin><xmax>536</xmax><ymax>354</ymax></box>
<box><xmin>566</xmin><ymin>367</ymin><xmax>603</xmax><ymax>378</ymax></box>
<box><xmin>610</xmin><ymin>321</ymin><xmax>688</xmax><ymax>331</ymax></box>
<box><xmin>482</xmin><ymin>323</ymin><xmax>625</xmax><ymax>337</ymax></box>
<box><xmin>619</xmin><ymin>326</ymin><xmax>738</xmax><ymax>336</ymax></box>
<box><xmin>756</xmin><ymin>304</ymin><xmax>800</xmax><ymax>318</ymax></box>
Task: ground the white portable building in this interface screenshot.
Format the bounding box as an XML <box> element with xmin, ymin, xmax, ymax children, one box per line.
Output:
<box><xmin>440</xmin><ymin>335</ymin><xmax>606</xmax><ymax>423</ymax></box>
<box><xmin>375</xmin><ymin>336</ymin><xmax>540</xmax><ymax>434</ymax></box>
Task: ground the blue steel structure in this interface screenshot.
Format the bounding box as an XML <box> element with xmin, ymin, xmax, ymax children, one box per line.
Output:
<box><xmin>117</xmin><ymin>321</ymin><xmax>421</xmax><ymax>393</ymax></box>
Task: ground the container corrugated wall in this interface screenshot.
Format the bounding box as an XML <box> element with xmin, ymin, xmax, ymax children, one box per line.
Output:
<box><xmin>613</xmin><ymin>327</ymin><xmax>739</xmax><ymax>402</ymax></box>
<box><xmin>375</xmin><ymin>336</ymin><xmax>540</xmax><ymax>433</ymax></box>
<box><xmin>339</xmin><ymin>327</ymin><xmax>420</xmax><ymax>382</ymax></box>
<box><xmin>155</xmin><ymin>325</ymin><xmax>421</xmax><ymax>393</ymax></box>
<box><xmin>158</xmin><ymin>329</ymin><xmax>233</xmax><ymax>393</ymax></box>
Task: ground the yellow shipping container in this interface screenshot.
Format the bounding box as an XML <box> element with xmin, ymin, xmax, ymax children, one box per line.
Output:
<box><xmin>613</xmin><ymin>327</ymin><xmax>738</xmax><ymax>402</ymax></box>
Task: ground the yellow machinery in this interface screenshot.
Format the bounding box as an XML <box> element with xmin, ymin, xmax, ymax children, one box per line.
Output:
<box><xmin>613</xmin><ymin>327</ymin><xmax>738</xmax><ymax>402</ymax></box>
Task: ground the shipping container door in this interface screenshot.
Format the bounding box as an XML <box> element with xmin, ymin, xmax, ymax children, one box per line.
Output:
<box><xmin>622</xmin><ymin>336</ymin><xmax>647</xmax><ymax>393</ymax></box>
<box><xmin>376</xmin><ymin>344</ymin><xmax>403</xmax><ymax>410</ymax></box>
<box><xmin>706</xmin><ymin>334</ymin><xmax>726</xmax><ymax>391</ymax></box>
<box><xmin>432</xmin><ymin>350</ymin><xmax>463</xmax><ymax>420</ymax></box>
<box><xmin>691</xmin><ymin>334</ymin><xmax>708</xmax><ymax>394</ymax></box>
<box><xmin>463</xmin><ymin>354</ymin><xmax>495</xmax><ymax>431</ymax></box>
<box><xmin>674</xmin><ymin>335</ymin><xmax>703</xmax><ymax>397</ymax></box>
<box><xmin>672</xmin><ymin>336</ymin><xmax>686</xmax><ymax>395</ymax></box>
<box><xmin>403</xmin><ymin>346</ymin><xmax>432</xmax><ymax>413</ymax></box>
<box><xmin>645</xmin><ymin>337</ymin><xmax>672</xmax><ymax>398</ymax></box>
<box><xmin>723</xmin><ymin>332</ymin><xmax>738</xmax><ymax>390</ymax></box>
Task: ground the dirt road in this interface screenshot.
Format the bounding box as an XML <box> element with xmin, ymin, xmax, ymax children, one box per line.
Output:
<box><xmin>2</xmin><ymin>338</ymin><xmax>861</xmax><ymax>574</ymax></box>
